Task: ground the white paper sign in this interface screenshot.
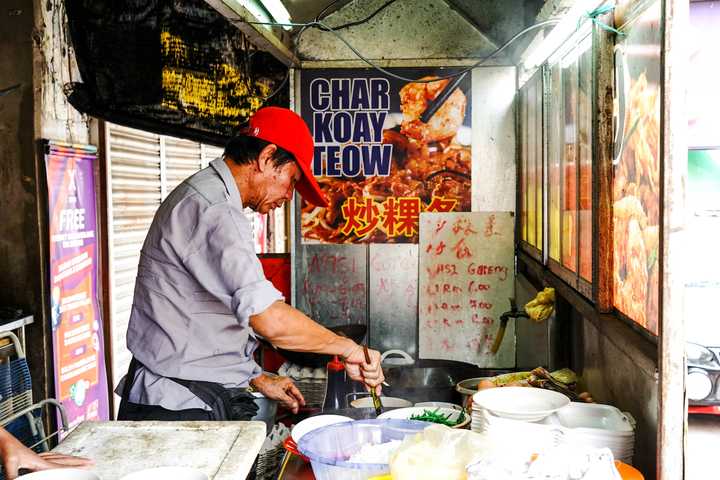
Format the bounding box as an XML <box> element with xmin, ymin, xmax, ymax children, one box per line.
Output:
<box><xmin>418</xmin><ymin>212</ymin><xmax>515</xmax><ymax>367</ymax></box>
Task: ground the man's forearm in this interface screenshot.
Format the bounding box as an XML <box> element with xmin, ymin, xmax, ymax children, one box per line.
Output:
<box><xmin>249</xmin><ymin>301</ymin><xmax>356</xmax><ymax>356</ymax></box>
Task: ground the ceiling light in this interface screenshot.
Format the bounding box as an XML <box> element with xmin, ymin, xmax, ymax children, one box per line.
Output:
<box><xmin>523</xmin><ymin>0</ymin><xmax>604</xmax><ymax>70</ymax></box>
<box><xmin>259</xmin><ymin>0</ymin><xmax>292</xmax><ymax>30</ymax></box>
<box><xmin>231</xmin><ymin>0</ymin><xmax>292</xmax><ymax>30</ymax></box>
<box><xmin>556</xmin><ymin>30</ymin><xmax>592</xmax><ymax>67</ymax></box>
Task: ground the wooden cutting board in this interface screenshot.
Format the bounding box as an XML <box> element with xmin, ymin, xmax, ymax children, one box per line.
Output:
<box><xmin>53</xmin><ymin>420</ymin><xmax>266</xmax><ymax>479</ymax></box>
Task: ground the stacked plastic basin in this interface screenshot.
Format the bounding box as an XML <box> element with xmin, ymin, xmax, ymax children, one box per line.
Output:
<box><xmin>297</xmin><ymin>419</ymin><xmax>428</xmax><ymax>480</ymax></box>
<box><xmin>472</xmin><ymin>401</ymin><xmax>636</xmax><ymax>464</ymax></box>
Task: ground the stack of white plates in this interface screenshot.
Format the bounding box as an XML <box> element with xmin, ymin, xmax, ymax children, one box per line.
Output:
<box><xmin>472</xmin><ymin>390</ymin><xmax>636</xmax><ymax>464</ymax></box>
<box><xmin>471</xmin><ymin>405</ymin><xmax>565</xmax><ymax>452</ymax></box>
<box><xmin>471</xmin><ymin>387</ymin><xmax>568</xmax><ymax>455</ymax></box>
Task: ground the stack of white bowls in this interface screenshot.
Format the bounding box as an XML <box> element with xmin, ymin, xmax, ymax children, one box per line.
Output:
<box><xmin>554</xmin><ymin>402</ymin><xmax>636</xmax><ymax>464</ymax></box>
<box><xmin>472</xmin><ymin>389</ymin><xmax>636</xmax><ymax>464</ymax></box>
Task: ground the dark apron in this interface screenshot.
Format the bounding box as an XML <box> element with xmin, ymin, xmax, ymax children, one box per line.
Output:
<box><xmin>117</xmin><ymin>357</ymin><xmax>259</xmax><ymax>421</ymax></box>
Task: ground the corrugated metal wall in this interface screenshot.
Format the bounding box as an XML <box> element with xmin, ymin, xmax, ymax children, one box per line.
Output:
<box><xmin>106</xmin><ymin>123</ymin><xmax>161</xmax><ymax>408</ymax></box>
<box><xmin>105</xmin><ymin>123</ymin><xmax>223</xmax><ymax>413</ymax></box>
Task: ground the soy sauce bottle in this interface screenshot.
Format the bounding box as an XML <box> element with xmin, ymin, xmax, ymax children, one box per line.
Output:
<box><xmin>322</xmin><ymin>355</ymin><xmax>348</xmax><ymax>411</ymax></box>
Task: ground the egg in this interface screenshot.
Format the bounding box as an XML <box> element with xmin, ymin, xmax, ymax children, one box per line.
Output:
<box><xmin>476</xmin><ymin>379</ymin><xmax>496</xmax><ymax>390</ymax></box>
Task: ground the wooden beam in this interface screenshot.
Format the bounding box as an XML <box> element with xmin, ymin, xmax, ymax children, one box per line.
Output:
<box><xmin>592</xmin><ymin>12</ymin><xmax>614</xmax><ymax>312</ymax></box>
<box><xmin>657</xmin><ymin>0</ymin><xmax>688</xmax><ymax>477</ymax></box>
<box><xmin>204</xmin><ymin>0</ymin><xmax>300</xmax><ymax>67</ymax></box>
<box><xmin>91</xmin><ymin>119</ymin><xmax>115</xmax><ymax>415</ymax></box>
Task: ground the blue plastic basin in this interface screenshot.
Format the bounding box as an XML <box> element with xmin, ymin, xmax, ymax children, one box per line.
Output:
<box><xmin>297</xmin><ymin>419</ymin><xmax>428</xmax><ymax>480</ymax></box>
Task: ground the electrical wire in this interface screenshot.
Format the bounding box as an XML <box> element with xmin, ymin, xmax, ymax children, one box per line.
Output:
<box><xmin>0</xmin><ymin>84</ymin><xmax>22</xmax><ymax>97</ymax></box>
<box><xmin>235</xmin><ymin>0</ymin><xmax>560</xmax><ymax>96</ymax></box>
<box><xmin>585</xmin><ymin>4</ymin><xmax>624</xmax><ymax>36</ymax></box>
<box><xmin>315</xmin><ymin>18</ymin><xmax>559</xmax><ymax>82</ymax></box>
<box><xmin>257</xmin><ymin>60</ymin><xmax>290</xmax><ymax>101</ymax></box>
<box><xmin>244</xmin><ymin>18</ymin><xmax>559</xmax><ymax>83</ymax></box>
<box><xmin>318</xmin><ymin>0</ymin><xmax>399</xmax><ymax>31</ymax></box>
<box><xmin>314</xmin><ymin>0</ymin><xmax>343</xmax><ymax>22</ymax></box>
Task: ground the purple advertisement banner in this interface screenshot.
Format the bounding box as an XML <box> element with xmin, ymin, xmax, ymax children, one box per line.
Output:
<box><xmin>45</xmin><ymin>141</ymin><xmax>109</xmax><ymax>433</ymax></box>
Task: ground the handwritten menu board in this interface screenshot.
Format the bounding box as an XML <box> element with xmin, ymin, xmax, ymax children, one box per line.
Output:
<box><xmin>295</xmin><ymin>244</ymin><xmax>367</xmax><ymax>327</ymax></box>
<box><xmin>369</xmin><ymin>244</ymin><xmax>418</xmax><ymax>358</ymax></box>
<box><xmin>419</xmin><ymin>212</ymin><xmax>515</xmax><ymax>367</ymax></box>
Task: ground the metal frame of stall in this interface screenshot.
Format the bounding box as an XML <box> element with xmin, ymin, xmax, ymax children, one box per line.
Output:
<box><xmin>514</xmin><ymin>0</ymin><xmax>687</xmax><ymax>478</ymax></box>
<box><xmin>204</xmin><ymin>0</ymin><xmax>688</xmax><ymax>477</ymax></box>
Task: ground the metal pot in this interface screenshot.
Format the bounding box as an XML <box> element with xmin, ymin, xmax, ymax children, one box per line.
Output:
<box><xmin>347</xmin><ymin>393</ymin><xmax>412</xmax><ymax>409</ymax></box>
<box><xmin>455</xmin><ymin>377</ymin><xmax>491</xmax><ymax>409</ymax></box>
<box><xmin>318</xmin><ymin>407</ymin><xmax>395</xmax><ymax>420</ymax></box>
<box><xmin>380</xmin><ymin>349</ymin><xmax>414</xmax><ymax>367</ymax></box>
<box><xmin>251</xmin><ymin>392</ymin><xmax>278</xmax><ymax>434</ymax></box>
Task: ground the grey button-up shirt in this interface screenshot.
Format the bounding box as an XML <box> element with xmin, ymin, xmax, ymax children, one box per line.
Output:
<box><xmin>118</xmin><ymin>157</ymin><xmax>283</xmax><ymax>411</ymax></box>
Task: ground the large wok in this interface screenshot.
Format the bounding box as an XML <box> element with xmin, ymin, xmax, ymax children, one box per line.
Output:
<box><xmin>266</xmin><ymin>324</ymin><xmax>367</xmax><ymax>368</ymax></box>
<box><xmin>383</xmin><ymin>360</ymin><xmax>512</xmax><ymax>404</ymax></box>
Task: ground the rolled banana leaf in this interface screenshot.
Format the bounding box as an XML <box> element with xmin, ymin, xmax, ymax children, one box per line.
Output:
<box><xmin>529</xmin><ymin>367</ymin><xmax>579</xmax><ymax>401</ymax></box>
<box><xmin>549</xmin><ymin>368</ymin><xmax>577</xmax><ymax>386</ymax></box>
<box><xmin>492</xmin><ymin>371</ymin><xmax>532</xmax><ymax>386</ymax></box>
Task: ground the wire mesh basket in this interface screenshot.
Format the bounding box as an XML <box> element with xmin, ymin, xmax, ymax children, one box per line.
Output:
<box><xmin>0</xmin><ymin>332</ymin><xmax>69</xmax><ymax>480</ymax></box>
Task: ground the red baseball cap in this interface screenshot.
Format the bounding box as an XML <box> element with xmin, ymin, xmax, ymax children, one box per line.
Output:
<box><xmin>242</xmin><ymin>106</ymin><xmax>328</xmax><ymax>208</ymax></box>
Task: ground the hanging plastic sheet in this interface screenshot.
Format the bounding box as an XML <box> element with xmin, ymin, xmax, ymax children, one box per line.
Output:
<box><xmin>65</xmin><ymin>0</ymin><xmax>288</xmax><ymax>145</ymax></box>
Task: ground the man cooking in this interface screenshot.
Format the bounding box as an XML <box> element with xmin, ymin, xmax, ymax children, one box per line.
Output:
<box><xmin>117</xmin><ymin>106</ymin><xmax>384</xmax><ymax>421</ymax></box>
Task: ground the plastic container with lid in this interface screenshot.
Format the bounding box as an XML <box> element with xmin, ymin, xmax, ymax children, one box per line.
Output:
<box><xmin>297</xmin><ymin>419</ymin><xmax>427</xmax><ymax>480</ymax></box>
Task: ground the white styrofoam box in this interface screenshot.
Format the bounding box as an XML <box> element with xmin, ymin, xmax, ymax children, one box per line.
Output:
<box><xmin>554</xmin><ymin>402</ymin><xmax>634</xmax><ymax>434</ymax></box>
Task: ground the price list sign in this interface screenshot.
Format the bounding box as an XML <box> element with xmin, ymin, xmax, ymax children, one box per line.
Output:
<box><xmin>419</xmin><ymin>212</ymin><xmax>515</xmax><ymax>367</ymax></box>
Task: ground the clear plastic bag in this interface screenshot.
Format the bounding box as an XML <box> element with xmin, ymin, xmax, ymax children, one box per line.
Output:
<box><xmin>389</xmin><ymin>425</ymin><xmax>497</xmax><ymax>480</ymax></box>
<box><xmin>466</xmin><ymin>446</ymin><xmax>623</xmax><ymax>480</ymax></box>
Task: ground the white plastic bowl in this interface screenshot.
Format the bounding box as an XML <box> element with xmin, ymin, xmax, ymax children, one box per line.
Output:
<box><xmin>18</xmin><ymin>470</ymin><xmax>100</xmax><ymax>480</ymax></box>
<box><xmin>378</xmin><ymin>406</ymin><xmax>470</xmax><ymax>429</ymax></box>
<box><xmin>119</xmin><ymin>467</ymin><xmax>208</xmax><ymax>480</ymax></box>
<box><xmin>414</xmin><ymin>401</ymin><xmax>463</xmax><ymax>411</ymax></box>
<box><xmin>472</xmin><ymin>387</ymin><xmax>570</xmax><ymax>422</ymax></box>
<box><xmin>350</xmin><ymin>396</ymin><xmax>412</xmax><ymax>409</ymax></box>
<box><xmin>292</xmin><ymin>414</ymin><xmax>353</xmax><ymax>442</ymax></box>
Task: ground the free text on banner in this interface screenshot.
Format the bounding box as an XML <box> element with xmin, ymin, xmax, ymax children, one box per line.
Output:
<box><xmin>419</xmin><ymin>212</ymin><xmax>515</xmax><ymax>367</ymax></box>
<box><xmin>45</xmin><ymin>141</ymin><xmax>109</xmax><ymax>433</ymax></box>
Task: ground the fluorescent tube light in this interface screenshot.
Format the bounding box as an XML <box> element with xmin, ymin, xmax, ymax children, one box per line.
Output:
<box><xmin>523</xmin><ymin>0</ymin><xmax>604</xmax><ymax>69</ymax></box>
<box><xmin>260</xmin><ymin>0</ymin><xmax>292</xmax><ymax>29</ymax></box>
<box><xmin>232</xmin><ymin>0</ymin><xmax>292</xmax><ymax>30</ymax></box>
<box><xmin>235</xmin><ymin>0</ymin><xmax>272</xmax><ymax>25</ymax></box>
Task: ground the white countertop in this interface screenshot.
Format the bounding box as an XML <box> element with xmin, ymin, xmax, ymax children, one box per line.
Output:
<box><xmin>54</xmin><ymin>421</ymin><xmax>267</xmax><ymax>479</ymax></box>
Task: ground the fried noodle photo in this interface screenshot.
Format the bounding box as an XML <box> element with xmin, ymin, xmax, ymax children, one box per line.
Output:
<box><xmin>301</xmin><ymin>76</ymin><xmax>472</xmax><ymax>244</ymax></box>
<box><xmin>613</xmin><ymin>71</ymin><xmax>660</xmax><ymax>332</ymax></box>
